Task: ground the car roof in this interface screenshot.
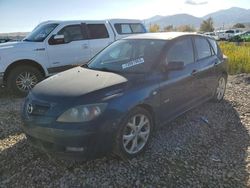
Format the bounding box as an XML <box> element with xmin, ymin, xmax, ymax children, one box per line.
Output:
<box><xmin>124</xmin><ymin>32</ymin><xmax>205</xmax><ymax>40</ymax></box>
<box><xmin>38</xmin><ymin>19</ymin><xmax>142</xmax><ymax>25</ymax></box>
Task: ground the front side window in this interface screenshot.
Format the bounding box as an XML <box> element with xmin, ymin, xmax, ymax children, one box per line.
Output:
<box><xmin>58</xmin><ymin>25</ymin><xmax>86</xmax><ymax>43</ymax></box>
<box><xmin>114</xmin><ymin>23</ymin><xmax>146</xmax><ymax>34</ymax></box>
<box><xmin>87</xmin><ymin>39</ymin><xmax>166</xmax><ymax>73</ymax></box>
<box><xmin>166</xmin><ymin>38</ymin><xmax>194</xmax><ymax>65</ymax></box>
<box><xmin>23</xmin><ymin>23</ymin><xmax>58</xmax><ymax>42</ymax></box>
<box><xmin>195</xmin><ymin>37</ymin><xmax>212</xmax><ymax>60</ymax></box>
<box><xmin>87</xmin><ymin>24</ymin><xmax>109</xmax><ymax>39</ymax></box>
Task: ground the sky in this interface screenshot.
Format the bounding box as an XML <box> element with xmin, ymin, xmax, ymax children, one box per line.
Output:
<box><xmin>0</xmin><ymin>0</ymin><xmax>250</xmax><ymax>33</ymax></box>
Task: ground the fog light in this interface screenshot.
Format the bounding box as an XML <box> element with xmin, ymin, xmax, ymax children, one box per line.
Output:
<box><xmin>66</xmin><ymin>147</ymin><xmax>84</xmax><ymax>152</ymax></box>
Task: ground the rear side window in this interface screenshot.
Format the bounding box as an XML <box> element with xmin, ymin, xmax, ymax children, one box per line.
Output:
<box><xmin>58</xmin><ymin>25</ymin><xmax>86</xmax><ymax>43</ymax></box>
<box><xmin>194</xmin><ymin>37</ymin><xmax>212</xmax><ymax>60</ymax></box>
<box><xmin>114</xmin><ymin>23</ymin><xmax>145</xmax><ymax>34</ymax></box>
<box><xmin>208</xmin><ymin>39</ymin><xmax>218</xmax><ymax>55</ymax></box>
<box><xmin>87</xmin><ymin>24</ymin><xmax>109</xmax><ymax>39</ymax></box>
<box><xmin>167</xmin><ymin>38</ymin><xmax>194</xmax><ymax>65</ymax></box>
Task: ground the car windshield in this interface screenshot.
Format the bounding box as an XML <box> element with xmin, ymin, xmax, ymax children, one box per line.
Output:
<box><xmin>87</xmin><ymin>39</ymin><xmax>166</xmax><ymax>73</ymax></box>
<box><xmin>23</xmin><ymin>23</ymin><xmax>58</xmax><ymax>42</ymax></box>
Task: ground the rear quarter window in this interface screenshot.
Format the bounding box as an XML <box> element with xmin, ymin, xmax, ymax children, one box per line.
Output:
<box><xmin>114</xmin><ymin>23</ymin><xmax>146</xmax><ymax>34</ymax></box>
<box><xmin>208</xmin><ymin>39</ymin><xmax>218</xmax><ymax>55</ymax></box>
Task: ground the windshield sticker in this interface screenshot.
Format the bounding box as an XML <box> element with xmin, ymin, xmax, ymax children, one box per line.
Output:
<box><xmin>122</xmin><ymin>58</ymin><xmax>145</xmax><ymax>69</ymax></box>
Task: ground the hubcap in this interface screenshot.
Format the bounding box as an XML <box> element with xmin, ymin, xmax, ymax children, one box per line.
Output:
<box><xmin>122</xmin><ymin>114</ymin><xmax>150</xmax><ymax>154</ymax></box>
<box><xmin>216</xmin><ymin>77</ymin><xmax>226</xmax><ymax>100</ymax></box>
<box><xmin>16</xmin><ymin>72</ymin><xmax>38</xmax><ymax>92</ymax></box>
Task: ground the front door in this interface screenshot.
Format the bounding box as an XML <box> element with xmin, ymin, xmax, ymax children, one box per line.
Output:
<box><xmin>46</xmin><ymin>24</ymin><xmax>90</xmax><ymax>73</ymax></box>
<box><xmin>158</xmin><ymin>37</ymin><xmax>199</xmax><ymax>122</ymax></box>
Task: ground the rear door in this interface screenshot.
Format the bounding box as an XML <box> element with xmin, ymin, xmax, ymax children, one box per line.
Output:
<box><xmin>158</xmin><ymin>36</ymin><xmax>199</xmax><ymax>121</ymax></box>
<box><xmin>85</xmin><ymin>22</ymin><xmax>113</xmax><ymax>58</ymax></box>
<box><xmin>193</xmin><ymin>36</ymin><xmax>218</xmax><ymax>99</ymax></box>
<box><xmin>46</xmin><ymin>24</ymin><xmax>90</xmax><ymax>73</ymax></box>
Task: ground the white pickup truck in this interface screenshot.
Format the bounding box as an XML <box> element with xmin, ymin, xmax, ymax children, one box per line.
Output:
<box><xmin>0</xmin><ymin>19</ymin><xmax>146</xmax><ymax>95</ymax></box>
<box><xmin>216</xmin><ymin>29</ymin><xmax>242</xmax><ymax>40</ymax></box>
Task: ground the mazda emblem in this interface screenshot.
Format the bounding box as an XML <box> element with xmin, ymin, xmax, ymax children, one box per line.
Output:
<box><xmin>27</xmin><ymin>103</ymin><xmax>33</xmax><ymax>114</ymax></box>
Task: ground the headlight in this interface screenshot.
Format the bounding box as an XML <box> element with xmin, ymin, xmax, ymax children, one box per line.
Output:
<box><xmin>57</xmin><ymin>103</ymin><xmax>107</xmax><ymax>123</ymax></box>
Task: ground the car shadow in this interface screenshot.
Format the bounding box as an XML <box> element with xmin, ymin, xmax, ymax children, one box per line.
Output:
<box><xmin>1</xmin><ymin>99</ymin><xmax>249</xmax><ymax>187</ymax></box>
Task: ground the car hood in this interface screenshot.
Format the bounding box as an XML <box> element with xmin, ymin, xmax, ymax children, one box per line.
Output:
<box><xmin>31</xmin><ymin>67</ymin><xmax>129</xmax><ymax>101</ymax></box>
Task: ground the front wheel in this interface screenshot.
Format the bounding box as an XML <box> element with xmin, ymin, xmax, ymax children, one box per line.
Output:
<box><xmin>213</xmin><ymin>75</ymin><xmax>227</xmax><ymax>102</ymax></box>
<box><xmin>114</xmin><ymin>107</ymin><xmax>153</xmax><ymax>159</ymax></box>
<box><xmin>7</xmin><ymin>66</ymin><xmax>43</xmax><ymax>96</ymax></box>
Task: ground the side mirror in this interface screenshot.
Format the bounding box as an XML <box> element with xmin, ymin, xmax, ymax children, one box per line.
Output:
<box><xmin>49</xmin><ymin>34</ymin><xmax>65</xmax><ymax>45</ymax></box>
<box><xmin>165</xmin><ymin>61</ymin><xmax>185</xmax><ymax>71</ymax></box>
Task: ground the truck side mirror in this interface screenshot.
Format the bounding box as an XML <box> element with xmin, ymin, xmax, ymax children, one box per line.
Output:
<box><xmin>48</xmin><ymin>34</ymin><xmax>65</xmax><ymax>45</ymax></box>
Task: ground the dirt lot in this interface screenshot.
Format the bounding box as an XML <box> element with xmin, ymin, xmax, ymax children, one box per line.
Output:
<box><xmin>0</xmin><ymin>74</ymin><xmax>249</xmax><ymax>188</ymax></box>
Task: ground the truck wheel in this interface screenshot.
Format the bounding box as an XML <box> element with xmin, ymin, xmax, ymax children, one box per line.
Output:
<box><xmin>7</xmin><ymin>66</ymin><xmax>43</xmax><ymax>96</ymax></box>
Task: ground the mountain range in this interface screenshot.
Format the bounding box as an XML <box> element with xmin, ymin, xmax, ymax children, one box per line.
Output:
<box><xmin>144</xmin><ymin>7</ymin><xmax>250</xmax><ymax>29</ymax></box>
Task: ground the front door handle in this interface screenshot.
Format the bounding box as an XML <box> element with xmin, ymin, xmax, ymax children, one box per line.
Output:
<box><xmin>82</xmin><ymin>44</ymin><xmax>88</xmax><ymax>49</ymax></box>
<box><xmin>191</xmin><ymin>69</ymin><xmax>197</xmax><ymax>76</ymax></box>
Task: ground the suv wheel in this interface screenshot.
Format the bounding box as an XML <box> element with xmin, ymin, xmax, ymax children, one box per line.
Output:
<box><xmin>114</xmin><ymin>107</ymin><xmax>153</xmax><ymax>159</ymax></box>
<box><xmin>7</xmin><ymin>66</ymin><xmax>43</xmax><ymax>96</ymax></box>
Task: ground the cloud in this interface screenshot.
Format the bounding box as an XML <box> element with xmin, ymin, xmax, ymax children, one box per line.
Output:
<box><xmin>185</xmin><ymin>0</ymin><xmax>208</xmax><ymax>5</ymax></box>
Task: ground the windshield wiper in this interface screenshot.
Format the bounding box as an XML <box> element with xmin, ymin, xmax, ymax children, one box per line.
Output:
<box><xmin>91</xmin><ymin>67</ymin><xmax>120</xmax><ymax>73</ymax></box>
<box><xmin>82</xmin><ymin>64</ymin><xmax>89</xmax><ymax>68</ymax></box>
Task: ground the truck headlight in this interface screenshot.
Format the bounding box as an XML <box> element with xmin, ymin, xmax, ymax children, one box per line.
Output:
<box><xmin>57</xmin><ymin>103</ymin><xmax>107</xmax><ymax>123</ymax></box>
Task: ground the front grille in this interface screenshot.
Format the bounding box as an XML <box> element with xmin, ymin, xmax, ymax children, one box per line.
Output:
<box><xmin>32</xmin><ymin>103</ymin><xmax>50</xmax><ymax>115</ymax></box>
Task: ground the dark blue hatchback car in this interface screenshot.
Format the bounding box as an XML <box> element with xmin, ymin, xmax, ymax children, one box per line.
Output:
<box><xmin>22</xmin><ymin>32</ymin><xmax>227</xmax><ymax>160</ymax></box>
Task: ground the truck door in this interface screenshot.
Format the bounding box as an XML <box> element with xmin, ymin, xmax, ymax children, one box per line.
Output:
<box><xmin>85</xmin><ymin>23</ymin><xmax>113</xmax><ymax>58</ymax></box>
<box><xmin>46</xmin><ymin>24</ymin><xmax>90</xmax><ymax>74</ymax></box>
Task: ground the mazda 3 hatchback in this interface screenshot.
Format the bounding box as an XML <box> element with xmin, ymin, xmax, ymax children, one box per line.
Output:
<box><xmin>22</xmin><ymin>32</ymin><xmax>227</xmax><ymax>160</ymax></box>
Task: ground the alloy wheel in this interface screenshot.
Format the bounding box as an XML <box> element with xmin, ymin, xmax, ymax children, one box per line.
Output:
<box><xmin>16</xmin><ymin>72</ymin><xmax>38</xmax><ymax>92</ymax></box>
<box><xmin>122</xmin><ymin>114</ymin><xmax>151</xmax><ymax>154</ymax></box>
<box><xmin>216</xmin><ymin>77</ymin><xmax>226</xmax><ymax>100</ymax></box>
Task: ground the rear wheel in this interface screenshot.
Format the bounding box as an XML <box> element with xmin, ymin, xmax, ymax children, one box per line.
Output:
<box><xmin>114</xmin><ymin>107</ymin><xmax>153</xmax><ymax>159</ymax></box>
<box><xmin>213</xmin><ymin>75</ymin><xmax>227</xmax><ymax>102</ymax></box>
<box><xmin>7</xmin><ymin>66</ymin><xmax>43</xmax><ymax>96</ymax></box>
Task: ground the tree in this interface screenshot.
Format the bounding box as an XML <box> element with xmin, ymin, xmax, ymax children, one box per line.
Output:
<box><xmin>149</xmin><ymin>24</ymin><xmax>160</xmax><ymax>32</ymax></box>
<box><xmin>163</xmin><ymin>25</ymin><xmax>174</xmax><ymax>32</ymax></box>
<box><xmin>200</xmin><ymin>17</ymin><xmax>214</xmax><ymax>32</ymax></box>
<box><xmin>176</xmin><ymin>25</ymin><xmax>196</xmax><ymax>32</ymax></box>
<box><xmin>233</xmin><ymin>23</ymin><xmax>245</xmax><ymax>28</ymax></box>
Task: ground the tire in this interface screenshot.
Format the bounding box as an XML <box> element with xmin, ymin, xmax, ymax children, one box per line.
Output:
<box><xmin>7</xmin><ymin>65</ymin><xmax>43</xmax><ymax>96</ymax></box>
<box><xmin>113</xmin><ymin>107</ymin><xmax>153</xmax><ymax>159</ymax></box>
<box><xmin>213</xmin><ymin>75</ymin><xmax>227</xmax><ymax>102</ymax></box>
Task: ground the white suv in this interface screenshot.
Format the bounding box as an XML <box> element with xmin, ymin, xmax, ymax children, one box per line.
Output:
<box><xmin>0</xmin><ymin>19</ymin><xmax>146</xmax><ymax>95</ymax></box>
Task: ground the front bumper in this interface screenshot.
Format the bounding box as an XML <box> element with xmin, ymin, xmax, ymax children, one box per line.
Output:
<box><xmin>22</xmin><ymin>119</ymin><xmax>117</xmax><ymax>160</ymax></box>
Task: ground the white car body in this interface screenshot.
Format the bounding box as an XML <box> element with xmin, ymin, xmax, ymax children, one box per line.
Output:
<box><xmin>0</xmin><ymin>19</ymin><xmax>146</xmax><ymax>86</ymax></box>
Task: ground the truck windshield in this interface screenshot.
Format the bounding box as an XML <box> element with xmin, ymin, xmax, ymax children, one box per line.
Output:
<box><xmin>23</xmin><ymin>23</ymin><xmax>58</xmax><ymax>42</ymax></box>
<box><xmin>87</xmin><ymin>39</ymin><xmax>166</xmax><ymax>73</ymax></box>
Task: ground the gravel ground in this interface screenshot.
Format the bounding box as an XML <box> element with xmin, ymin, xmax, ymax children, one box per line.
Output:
<box><xmin>0</xmin><ymin>74</ymin><xmax>249</xmax><ymax>188</ymax></box>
